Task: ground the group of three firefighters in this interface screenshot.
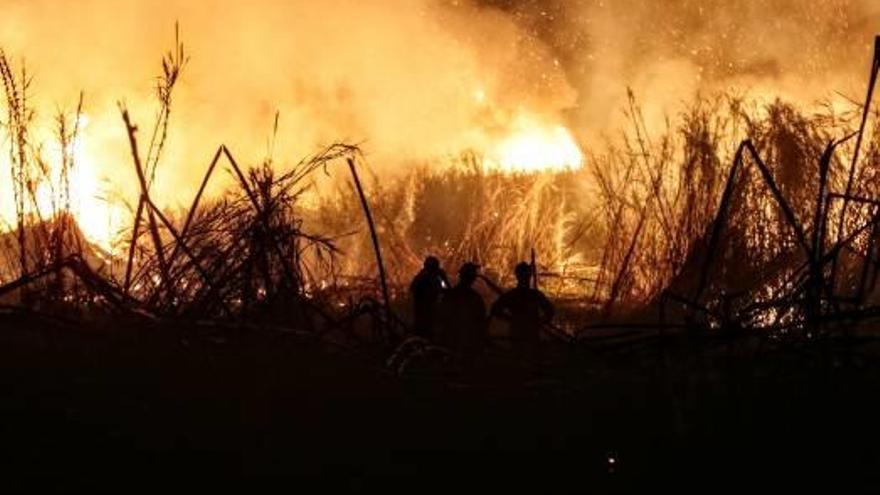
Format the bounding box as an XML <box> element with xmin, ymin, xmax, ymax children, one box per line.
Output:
<box><xmin>409</xmin><ymin>256</ymin><xmax>554</xmax><ymax>358</ymax></box>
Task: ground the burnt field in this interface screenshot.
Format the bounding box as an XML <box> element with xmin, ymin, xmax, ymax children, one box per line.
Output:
<box><xmin>2</xmin><ymin>309</ymin><xmax>880</xmax><ymax>493</ymax></box>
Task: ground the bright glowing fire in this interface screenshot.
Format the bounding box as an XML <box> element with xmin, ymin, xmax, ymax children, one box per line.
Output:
<box><xmin>489</xmin><ymin>114</ymin><xmax>584</xmax><ymax>173</ymax></box>
<box><xmin>54</xmin><ymin>118</ymin><xmax>123</xmax><ymax>252</ymax></box>
<box><xmin>1</xmin><ymin>114</ymin><xmax>122</xmax><ymax>253</ymax></box>
<box><xmin>2</xmin><ymin>107</ymin><xmax>583</xmax><ymax>253</ymax></box>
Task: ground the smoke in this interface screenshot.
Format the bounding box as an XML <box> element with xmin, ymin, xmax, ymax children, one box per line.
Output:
<box><xmin>1</xmin><ymin>1</ymin><xmax>574</xmax><ymax>189</ymax></box>
<box><xmin>1</xmin><ymin>0</ymin><xmax>878</xmax><ymax>210</ymax></box>
<box><xmin>493</xmin><ymin>0</ymin><xmax>880</xmax><ymax>137</ymax></box>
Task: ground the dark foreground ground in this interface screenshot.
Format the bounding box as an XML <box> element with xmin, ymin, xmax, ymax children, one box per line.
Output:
<box><xmin>2</xmin><ymin>310</ymin><xmax>880</xmax><ymax>493</ymax></box>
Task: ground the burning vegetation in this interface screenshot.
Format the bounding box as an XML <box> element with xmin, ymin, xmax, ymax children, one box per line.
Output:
<box><xmin>3</xmin><ymin>12</ymin><xmax>880</xmax><ymax>357</ymax></box>
<box><xmin>7</xmin><ymin>5</ymin><xmax>880</xmax><ymax>491</ymax></box>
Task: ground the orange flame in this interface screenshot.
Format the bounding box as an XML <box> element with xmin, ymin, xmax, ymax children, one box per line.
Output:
<box><xmin>489</xmin><ymin>114</ymin><xmax>583</xmax><ymax>173</ymax></box>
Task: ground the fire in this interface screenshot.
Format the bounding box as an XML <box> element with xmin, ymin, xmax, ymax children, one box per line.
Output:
<box><xmin>488</xmin><ymin>114</ymin><xmax>584</xmax><ymax>173</ymax></box>
<box><xmin>7</xmin><ymin>114</ymin><xmax>122</xmax><ymax>253</ymax></box>
<box><xmin>61</xmin><ymin>127</ymin><xmax>122</xmax><ymax>253</ymax></box>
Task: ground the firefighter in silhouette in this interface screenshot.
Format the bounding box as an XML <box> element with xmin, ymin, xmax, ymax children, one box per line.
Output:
<box><xmin>438</xmin><ymin>262</ymin><xmax>487</xmax><ymax>357</ymax></box>
<box><xmin>490</xmin><ymin>262</ymin><xmax>554</xmax><ymax>355</ymax></box>
<box><xmin>409</xmin><ymin>256</ymin><xmax>449</xmax><ymax>339</ymax></box>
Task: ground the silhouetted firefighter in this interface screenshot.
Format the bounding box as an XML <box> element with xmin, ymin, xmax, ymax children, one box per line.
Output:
<box><xmin>491</xmin><ymin>262</ymin><xmax>554</xmax><ymax>356</ymax></box>
<box><xmin>438</xmin><ymin>262</ymin><xmax>487</xmax><ymax>358</ymax></box>
<box><xmin>409</xmin><ymin>256</ymin><xmax>449</xmax><ymax>339</ymax></box>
